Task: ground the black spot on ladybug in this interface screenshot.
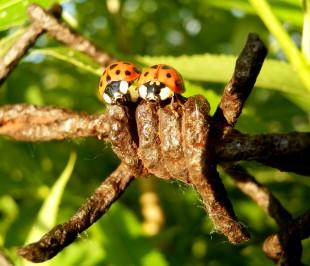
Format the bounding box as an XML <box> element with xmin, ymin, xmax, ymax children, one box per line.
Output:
<box><xmin>116</xmin><ymin>69</ymin><xmax>120</xmax><ymax>75</ymax></box>
<box><xmin>162</xmin><ymin>65</ymin><xmax>172</xmax><ymax>69</ymax></box>
<box><xmin>144</xmin><ymin>71</ymin><xmax>149</xmax><ymax>77</ymax></box>
<box><xmin>106</xmin><ymin>75</ymin><xmax>111</xmax><ymax>82</ymax></box>
<box><xmin>175</xmin><ymin>79</ymin><xmax>181</xmax><ymax>87</ymax></box>
<box><xmin>134</xmin><ymin>67</ymin><xmax>141</xmax><ymax>74</ymax></box>
<box><xmin>151</xmin><ymin>65</ymin><xmax>158</xmax><ymax>69</ymax></box>
<box><xmin>100</xmin><ymin>81</ymin><xmax>103</xmax><ymax>87</ymax></box>
<box><xmin>109</xmin><ymin>64</ymin><xmax>118</xmax><ymax>69</ymax></box>
<box><xmin>125</xmin><ymin>70</ymin><xmax>131</xmax><ymax>76</ymax></box>
<box><xmin>166</xmin><ymin>73</ymin><xmax>172</xmax><ymax>78</ymax></box>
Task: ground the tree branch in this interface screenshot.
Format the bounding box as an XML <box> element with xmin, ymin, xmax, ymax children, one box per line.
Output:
<box><xmin>213</xmin><ymin>33</ymin><xmax>268</xmax><ymax>131</ymax></box>
<box><xmin>224</xmin><ymin>164</ymin><xmax>304</xmax><ymax>265</ymax></box>
<box><xmin>18</xmin><ymin>162</ymin><xmax>134</xmax><ymax>262</ymax></box>
<box><xmin>224</xmin><ymin>164</ymin><xmax>292</xmax><ymax>226</ymax></box>
<box><xmin>0</xmin><ymin>104</ymin><xmax>109</xmax><ymax>141</ymax></box>
<box><xmin>182</xmin><ymin>96</ymin><xmax>250</xmax><ymax>244</ymax></box>
<box><xmin>1</xmin><ymin>104</ymin><xmax>309</xmax><ymax>176</ymax></box>
<box><xmin>27</xmin><ymin>4</ymin><xmax>114</xmax><ymax>67</ymax></box>
<box><xmin>0</xmin><ymin>5</ymin><xmax>62</xmax><ymax>85</ymax></box>
<box><xmin>263</xmin><ymin>210</ymin><xmax>310</xmax><ymax>266</ymax></box>
<box><xmin>218</xmin><ymin>131</ymin><xmax>310</xmax><ymax>175</ymax></box>
<box><xmin>0</xmin><ymin>4</ymin><xmax>114</xmax><ymax>85</ymax></box>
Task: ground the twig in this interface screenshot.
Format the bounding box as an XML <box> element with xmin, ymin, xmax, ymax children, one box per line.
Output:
<box><xmin>0</xmin><ymin>5</ymin><xmax>62</xmax><ymax>85</ymax></box>
<box><xmin>213</xmin><ymin>33</ymin><xmax>267</xmax><ymax>131</ymax></box>
<box><xmin>182</xmin><ymin>96</ymin><xmax>250</xmax><ymax>244</ymax></box>
<box><xmin>136</xmin><ymin>102</ymin><xmax>171</xmax><ymax>179</ymax></box>
<box><xmin>158</xmin><ymin>102</ymin><xmax>189</xmax><ymax>182</ymax></box>
<box><xmin>224</xmin><ymin>164</ymin><xmax>292</xmax><ymax>227</ymax></box>
<box><xmin>0</xmin><ymin>3</ymin><xmax>114</xmax><ymax>85</ymax></box>
<box><xmin>263</xmin><ymin>210</ymin><xmax>310</xmax><ymax>266</ymax></box>
<box><xmin>224</xmin><ymin>164</ymin><xmax>304</xmax><ymax>265</ymax></box>
<box><xmin>0</xmin><ymin>104</ymin><xmax>109</xmax><ymax>141</ymax></box>
<box><xmin>218</xmin><ymin>131</ymin><xmax>310</xmax><ymax>176</ymax></box>
<box><xmin>107</xmin><ymin>104</ymin><xmax>143</xmax><ymax>176</ymax></box>
<box><xmin>28</xmin><ymin>4</ymin><xmax>114</xmax><ymax>67</ymax></box>
<box><xmin>1</xmin><ymin>104</ymin><xmax>309</xmax><ymax>176</ymax></box>
<box><xmin>18</xmin><ymin>162</ymin><xmax>134</xmax><ymax>262</ymax></box>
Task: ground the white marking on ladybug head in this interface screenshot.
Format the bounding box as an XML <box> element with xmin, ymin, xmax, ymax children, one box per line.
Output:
<box><xmin>103</xmin><ymin>93</ymin><xmax>112</xmax><ymax>104</ymax></box>
<box><xmin>159</xmin><ymin>86</ymin><xmax>174</xmax><ymax>100</ymax></box>
<box><xmin>138</xmin><ymin>85</ymin><xmax>148</xmax><ymax>99</ymax></box>
<box><xmin>155</xmin><ymin>80</ymin><xmax>160</xmax><ymax>86</ymax></box>
<box><xmin>146</xmin><ymin>92</ymin><xmax>159</xmax><ymax>101</ymax></box>
<box><xmin>119</xmin><ymin>80</ymin><xmax>129</xmax><ymax>94</ymax></box>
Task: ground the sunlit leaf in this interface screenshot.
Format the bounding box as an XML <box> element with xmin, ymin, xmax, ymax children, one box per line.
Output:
<box><xmin>206</xmin><ymin>0</ymin><xmax>303</xmax><ymax>27</ymax></box>
<box><xmin>0</xmin><ymin>27</ymin><xmax>26</xmax><ymax>57</ymax></box>
<box><xmin>24</xmin><ymin>151</ymin><xmax>76</xmax><ymax>245</ymax></box>
<box><xmin>0</xmin><ymin>196</ymin><xmax>18</xmax><ymax>245</ymax></box>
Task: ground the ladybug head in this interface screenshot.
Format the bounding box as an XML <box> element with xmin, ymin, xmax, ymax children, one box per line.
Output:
<box><xmin>102</xmin><ymin>80</ymin><xmax>130</xmax><ymax>104</ymax></box>
<box><xmin>138</xmin><ymin>80</ymin><xmax>174</xmax><ymax>102</ymax></box>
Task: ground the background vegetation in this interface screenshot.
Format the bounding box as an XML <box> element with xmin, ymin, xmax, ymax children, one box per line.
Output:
<box><xmin>0</xmin><ymin>0</ymin><xmax>309</xmax><ymax>265</ymax></box>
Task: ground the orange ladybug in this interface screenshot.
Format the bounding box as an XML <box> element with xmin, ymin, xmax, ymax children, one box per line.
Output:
<box><xmin>137</xmin><ymin>64</ymin><xmax>185</xmax><ymax>101</ymax></box>
<box><xmin>98</xmin><ymin>61</ymin><xmax>141</xmax><ymax>104</ymax></box>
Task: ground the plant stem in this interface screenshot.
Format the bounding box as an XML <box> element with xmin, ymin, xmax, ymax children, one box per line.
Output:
<box><xmin>302</xmin><ymin>0</ymin><xmax>310</xmax><ymax>63</ymax></box>
<box><xmin>249</xmin><ymin>0</ymin><xmax>310</xmax><ymax>92</ymax></box>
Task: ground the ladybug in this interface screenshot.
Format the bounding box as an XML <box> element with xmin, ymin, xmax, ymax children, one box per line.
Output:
<box><xmin>137</xmin><ymin>64</ymin><xmax>185</xmax><ymax>101</ymax></box>
<box><xmin>98</xmin><ymin>61</ymin><xmax>141</xmax><ymax>104</ymax></box>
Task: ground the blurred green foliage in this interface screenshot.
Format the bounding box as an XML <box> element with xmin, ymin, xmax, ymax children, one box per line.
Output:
<box><xmin>0</xmin><ymin>0</ymin><xmax>310</xmax><ymax>265</ymax></box>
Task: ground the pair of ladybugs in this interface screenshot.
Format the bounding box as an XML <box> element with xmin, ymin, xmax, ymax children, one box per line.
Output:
<box><xmin>98</xmin><ymin>61</ymin><xmax>184</xmax><ymax>104</ymax></box>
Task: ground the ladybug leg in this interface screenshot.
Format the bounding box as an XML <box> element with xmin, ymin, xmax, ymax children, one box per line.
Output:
<box><xmin>169</xmin><ymin>95</ymin><xmax>182</xmax><ymax>117</ymax></box>
<box><xmin>169</xmin><ymin>94</ymin><xmax>184</xmax><ymax>114</ymax></box>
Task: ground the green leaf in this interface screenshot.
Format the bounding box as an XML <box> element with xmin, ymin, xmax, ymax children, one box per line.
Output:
<box><xmin>98</xmin><ymin>203</ymin><xmax>168</xmax><ymax>266</ymax></box>
<box><xmin>24</xmin><ymin>151</ymin><xmax>76</xmax><ymax>245</ymax></box>
<box><xmin>206</xmin><ymin>0</ymin><xmax>303</xmax><ymax>27</ymax></box>
<box><xmin>0</xmin><ymin>196</ymin><xmax>18</xmax><ymax>245</ymax></box>
<box><xmin>0</xmin><ymin>0</ymin><xmax>61</xmax><ymax>31</ymax></box>
<box><xmin>249</xmin><ymin>0</ymin><xmax>310</xmax><ymax>93</ymax></box>
<box><xmin>30</xmin><ymin>47</ymin><xmax>102</xmax><ymax>76</ymax></box>
<box><xmin>0</xmin><ymin>27</ymin><xmax>26</xmax><ymax>57</ymax></box>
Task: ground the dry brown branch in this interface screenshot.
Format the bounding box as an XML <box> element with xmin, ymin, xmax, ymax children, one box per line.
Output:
<box><xmin>263</xmin><ymin>210</ymin><xmax>310</xmax><ymax>265</ymax></box>
<box><xmin>0</xmin><ymin>5</ymin><xmax>62</xmax><ymax>84</ymax></box>
<box><xmin>224</xmin><ymin>164</ymin><xmax>292</xmax><ymax>226</ymax></box>
<box><xmin>224</xmin><ymin>164</ymin><xmax>305</xmax><ymax>265</ymax></box>
<box><xmin>0</xmin><ymin>104</ymin><xmax>109</xmax><ymax>141</ymax></box>
<box><xmin>0</xmin><ymin>4</ymin><xmax>114</xmax><ymax>85</ymax></box>
<box><xmin>1</xmin><ymin>104</ymin><xmax>309</xmax><ymax>176</ymax></box>
<box><xmin>218</xmin><ymin>131</ymin><xmax>310</xmax><ymax>176</ymax></box>
<box><xmin>182</xmin><ymin>96</ymin><xmax>249</xmax><ymax>243</ymax></box>
<box><xmin>213</xmin><ymin>33</ymin><xmax>267</xmax><ymax>132</ymax></box>
<box><xmin>18</xmin><ymin>163</ymin><xmax>134</xmax><ymax>262</ymax></box>
<box><xmin>28</xmin><ymin>4</ymin><xmax>114</xmax><ymax>67</ymax></box>
<box><xmin>107</xmin><ymin>104</ymin><xmax>143</xmax><ymax>176</ymax></box>
<box><xmin>136</xmin><ymin>101</ymin><xmax>171</xmax><ymax>179</ymax></box>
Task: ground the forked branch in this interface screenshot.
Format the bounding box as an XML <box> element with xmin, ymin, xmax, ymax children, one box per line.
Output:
<box><xmin>18</xmin><ymin>163</ymin><xmax>134</xmax><ymax>262</ymax></box>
